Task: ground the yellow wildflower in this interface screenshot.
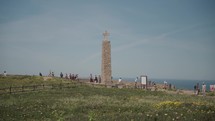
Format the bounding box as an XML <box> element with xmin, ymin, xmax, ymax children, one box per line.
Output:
<box><xmin>154</xmin><ymin>101</ymin><xmax>182</xmax><ymax>109</ymax></box>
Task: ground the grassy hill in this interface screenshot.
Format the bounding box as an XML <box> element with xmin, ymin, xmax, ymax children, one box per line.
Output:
<box><xmin>0</xmin><ymin>75</ymin><xmax>215</xmax><ymax>121</ymax></box>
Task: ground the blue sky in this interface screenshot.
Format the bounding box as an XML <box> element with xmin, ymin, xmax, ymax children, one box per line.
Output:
<box><xmin>0</xmin><ymin>0</ymin><xmax>215</xmax><ymax>80</ymax></box>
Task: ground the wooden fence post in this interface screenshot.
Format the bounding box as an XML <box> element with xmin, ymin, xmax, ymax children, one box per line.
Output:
<box><xmin>33</xmin><ymin>85</ymin><xmax>35</xmax><ymax>91</ymax></box>
<box><xmin>9</xmin><ymin>86</ymin><xmax>12</xmax><ymax>94</ymax></box>
<box><xmin>60</xmin><ymin>83</ymin><xmax>62</xmax><ymax>89</ymax></box>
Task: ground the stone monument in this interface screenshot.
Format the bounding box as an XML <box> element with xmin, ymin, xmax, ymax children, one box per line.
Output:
<box><xmin>101</xmin><ymin>31</ymin><xmax>112</xmax><ymax>84</ymax></box>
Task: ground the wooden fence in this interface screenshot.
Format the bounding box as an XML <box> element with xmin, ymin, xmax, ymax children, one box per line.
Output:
<box><xmin>0</xmin><ymin>82</ymin><xmax>87</xmax><ymax>95</ymax></box>
<box><xmin>0</xmin><ymin>81</ymin><xmax>148</xmax><ymax>95</ymax></box>
<box><xmin>0</xmin><ymin>81</ymin><xmax>116</xmax><ymax>95</ymax></box>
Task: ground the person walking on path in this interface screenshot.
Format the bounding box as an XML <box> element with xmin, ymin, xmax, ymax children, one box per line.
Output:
<box><xmin>202</xmin><ymin>83</ymin><xmax>206</xmax><ymax>96</ymax></box>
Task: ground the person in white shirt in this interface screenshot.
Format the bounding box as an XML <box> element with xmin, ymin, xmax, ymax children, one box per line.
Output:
<box><xmin>118</xmin><ymin>77</ymin><xmax>122</xmax><ymax>83</ymax></box>
<box><xmin>3</xmin><ymin>71</ymin><xmax>7</xmax><ymax>77</ymax></box>
<box><xmin>135</xmin><ymin>77</ymin><xmax>138</xmax><ymax>88</ymax></box>
<box><xmin>202</xmin><ymin>83</ymin><xmax>206</xmax><ymax>96</ymax></box>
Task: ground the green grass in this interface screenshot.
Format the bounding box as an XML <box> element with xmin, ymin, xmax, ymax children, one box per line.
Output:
<box><xmin>0</xmin><ymin>75</ymin><xmax>215</xmax><ymax>121</ymax></box>
<box><xmin>0</xmin><ymin>75</ymin><xmax>70</xmax><ymax>88</ymax></box>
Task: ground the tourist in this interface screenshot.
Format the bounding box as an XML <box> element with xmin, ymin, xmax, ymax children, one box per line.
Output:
<box><xmin>3</xmin><ymin>71</ymin><xmax>7</xmax><ymax>77</ymax></box>
<box><xmin>39</xmin><ymin>72</ymin><xmax>42</xmax><ymax>77</ymax></box>
<box><xmin>194</xmin><ymin>85</ymin><xmax>197</xmax><ymax>94</ymax></box>
<box><xmin>90</xmin><ymin>74</ymin><xmax>93</xmax><ymax>82</ymax></box>
<box><xmin>94</xmin><ymin>75</ymin><xmax>98</xmax><ymax>83</ymax></box>
<box><xmin>48</xmin><ymin>71</ymin><xmax>52</xmax><ymax>77</ymax></box>
<box><xmin>118</xmin><ymin>77</ymin><xmax>122</xmax><ymax>84</ymax></box>
<box><xmin>75</xmin><ymin>74</ymin><xmax>79</xmax><ymax>81</ymax></box>
<box><xmin>169</xmin><ymin>83</ymin><xmax>172</xmax><ymax>90</ymax></box>
<box><xmin>210</xmin><ymin>85</ymin><xmax>214</xmax><ymax>92</ymax></box>
<box><xmin>69</xmin><ymin>73</ymin><xmax>72</xmax><ymax>80</ymax></box>
<box><xmin>52</xmin><ymin>72</ymin><xmax>54</xmax><ymax>77</ymax></box>
<box><xmin>154</xmin><ymin>83</ymin><xmax>157</xmax><ymax>91</ymax></box>
<box><xmin>135</xmin><ymin>77</ymin><xmax>138</xmax><ymax>88</ymax></box>
<box><xmin>202</xmin><ymin>83</ymin><xmax>206</xmax><ymax>96</ymax></box>
<box><xmin>164</xmin><ymin>81</ymin><xmax>167</xmax><ymax>89</ymax></box>
<box><xmin>65</xmin><ymin>73</ymin><xmax>68</xmax><ymax>79</ymax></box>
<box><xmin>60</xmin><ymin>72</ymin><xmax>63</xmax><ymax>78</ymax></box>
<box><xmin>196</xmin><ymin>83</ymin><xmax>200</xmax><ymax>95</ymax></box>
<box><xmin>98</xmin><ymin>75</ymin><xmax>101</xmax><ymax>83</ymax></box>
<box><xmin>72</xmin><ymin>74</ymin><xmax>75</xmax><ymax>80</ymax></box>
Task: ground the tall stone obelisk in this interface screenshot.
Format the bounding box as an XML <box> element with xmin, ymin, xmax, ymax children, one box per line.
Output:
<box><xmin>101</xmin><ymin>31</ymin><xmax>112</xmax><ymax>84</ymax></box>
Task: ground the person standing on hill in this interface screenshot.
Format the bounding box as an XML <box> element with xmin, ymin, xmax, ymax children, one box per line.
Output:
<box><xmin>154</xmin><ymin>83</ymin><xmax>157</xmax><ymax>91</ymax></box>
<box><xmin>65</xmin><ymin>73</ymin><xmax>68</xmax><ymax>79</ymax></box>
<box><xmin>3</xmin><ymin>71</ymin><xmax>7</xmax><ymax>77</ymax></box>
<box><xmin>60</xmin><ymin>72</ymin><xmax>63</xmax><ymax>78</ymax></box>
<box><xmin>98</xmin><ymin>75</ymin><xmax>101</xmax><ymax>83</ymax></box>
<box><xmin>196</xmin><ymin>83</ymin><xmax>200</xmax><ymax>95</ymax></box>
<box><xmin>69</xmin><ymin>73</ymin><xmax>72</xmax><ymax>80</ymax></box>
<box><xmin>94</xmin><ymin>75</ymin><xmax>98</xmax><ymax>83</ymax></box>
<box><xmin>135</xmin><ymin>77</ymin><xmax>138</xmax><ymax>88</ymax></box>
<box><xmin>90</xmin><ymin>74</ymin><xmax>93</xmax><ymax>82</ymax></box>
<box><xmin>39</xmin><ymin>72</ymin><xmax>42</xmax><ymax>77</ymax></box>
<box><xmin>202</xmin><ymin>83</ymin><xmax>206</xmax><ymax>96</ymax></box>
<box><xmin>72</xmin><ymin>74</ymin><xmax>75</xmax><ymax>80</ymax></box>
<box><xmin>118</xmin><ymin>77</ymin><xmax>122</xmax><ymax>84</ymax></box>
<box><xmin>75</xmin><ymin>74</ymin><xmax>79</xmax><ymax>81</ymax></box>
<box><xmin>194</xmin><ymin>85</ymin><xmax>197</xmax><ymax>94</ymax></box>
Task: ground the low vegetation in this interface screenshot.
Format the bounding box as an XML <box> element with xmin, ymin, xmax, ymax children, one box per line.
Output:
<box><xmin>0</xmin><ymin>75</ymin><xmax>215</xmax><ymax>121</ymax></box>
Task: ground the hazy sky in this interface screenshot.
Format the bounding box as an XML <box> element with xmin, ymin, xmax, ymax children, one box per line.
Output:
<box><xmin>0</xmin><ymin>0</ymin><xmax>215</xmax><ymax>80</ymax></box>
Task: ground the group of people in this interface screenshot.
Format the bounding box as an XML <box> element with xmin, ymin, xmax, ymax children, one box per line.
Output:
<box><xmin>47</xmin><ymin>72</ymin><xmax>54</xmax><ymax>77</ymax></box>
<box><xmin>60</xmin><ymin>72</ymin><xmax>79</xmax><ymax>81</ymax></box>
<box><xmin>39</xmin><ymin>72</ymin><xmax>79</xmax><ymax>81</ymax></box>
<box><xmin>39</xmin><ymin>72</ymin><xmax>54</xmax><ymax>77</ymax></box>
<box><xmin>89</xmin><ymin>74</ymin><xmax>101</xmax><ymax>83</ymax></box>
<box><xmin>194</xmin><ymin>83</ymin><xmax>206</xmax><ymax>96</ymax></box>
<box><xmin>162</xmin><ymin>81</ymin><xmax>175</xmax><ymax>90</ymax></box>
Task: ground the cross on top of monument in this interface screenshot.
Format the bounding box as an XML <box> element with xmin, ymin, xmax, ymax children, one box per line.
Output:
<box><xmin>103</xmin><ymin>30</ymin><xmax>110</xmax><ymax>41</ymax></box>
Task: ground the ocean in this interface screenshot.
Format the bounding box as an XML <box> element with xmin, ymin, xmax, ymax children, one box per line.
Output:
<box><xmin>152</xmin><ymin>79</ymin><xmax>215</xmax><ymax>91</ymax></box>
<box><xmin>115</xmin><ymin>78</ymin><xmax>215</xmax><ymax>91</ymax></box>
